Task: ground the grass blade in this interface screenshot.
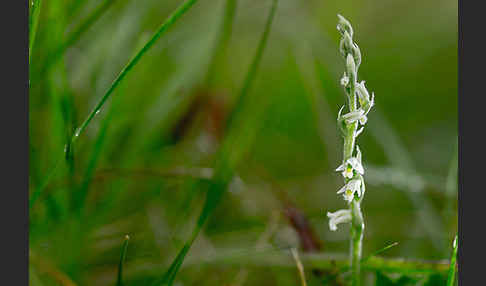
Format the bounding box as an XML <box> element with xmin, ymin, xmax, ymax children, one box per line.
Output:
<box><xmin>205</xmin><ymin>0</ymin><xmax>237</xmax><ymax>86</ymax></box>
<box><xmin>290</xmin><ymin>248</ymin><xmax>308</xmax><ymax>286</ymax></box>
<box><xmin>38</xmin><ymin>0</ymin><xmax>117</xmax><ymax>78</ymax></box>
<box><xmin>29</xmin><ymin>0</ymin><xmax>42</xmax><ymax>65</ymax></box>
<box><xmin>361</xmin><ymin>242</ymin><xmax>399</xmax><ymax>263</ymax></box>
<box><xmin>152</xmin><ymin>1</ymin><xmax>278</xmax><ymax>285</ymax></box>
<box><xmin>446</xmin><ymin>235</ymin><xmax>458</xmax><ymax>286</ymax></box>
<box><xmin>29</xmin><ymin>159</ymin><xmax>62</xmax><ymax>211</ymax></box>
<box><xmin>116</xmin><ymin>235</ymin><xmax>130</xmax><ymax>286</ymax></box>
<box><xmin>66</xmin><ymin>0</ymin><xmax>200</xmax><ymax>159</ymax></box>
<box><xmin>30</xmin><ymin>0</ymin><xmax>201</xmax><ymax>211</ymax></box>
<box><xmin>71</xmin><ymin>100</ymin><xmax>113</xmax><ymax>214</ymax></box>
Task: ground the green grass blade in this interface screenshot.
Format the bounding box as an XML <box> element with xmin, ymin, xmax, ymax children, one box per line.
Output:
<box><xmin>72</xmin><ymin>81</ymin><xmax>125</xmax><ymax>215</ymax></box>
<box><xmin>224</xmin><ymin>0</ymin><xmax>277</xmax><ymax>130</ymax></box>
<box><xmin>72</xmin><ymin>102</ymin><xmax>113</xmax><ymax>213</ymax></box>
<box><xmin>29</xmin><ymin>0</ymin><xmax>42</xmax><ymax>65</ymax></box>
<box><xmin>39</xmin><ymin>0</ymin><xmax>117</xmax><ymax>78</ymax></box>
<box><xmin>29</xmin><ymin>0</ymin><xmax>200</xmax><ymax>208</ymax></box>
<box><xmin>445</xmin><ymin>141</ymin><xmax>458</xmax><ymax>224</ymax></box>
<box><xmin>116</xmin><ymin>235</ymin><xmax>130</xmax><ymax>286</ymax></box>
<box><xmin>446</xmin><ymin>235</ymin><xmax>458</xmax><ymax>286</ymax></box>
<box><xmin>66</xmin><ymin>0</ymin><xmax>200</xmax><ymax>159</ymax></box>
<box><xmin>205</xmin><ymin>0</ymin><xmax>237</xmax><ymax>86</ymax></box>
<box><xmin>361</xmin><ymin>242</ymin><xmax>399</xmax><ymax>263</ymax></box>
<box><xmin>152</xmin><ymin>1</ymin><xmax>278</xmax><ymax>285</ymax></box>
<box><xmin>29</xmin><ymin>159</ymin><xmax>62</xmax><ymax>211</ymax></box>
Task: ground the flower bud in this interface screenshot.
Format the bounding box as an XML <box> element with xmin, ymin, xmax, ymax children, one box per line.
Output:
<box><xmin>337</xmin><ymin>14</ymin><xmax>354</xmax><ymax>37</ymax></box>
<box><xmin>346</xmin><ymin>54</ymin><xmax>357</xmax><ymax>84</ymax></box>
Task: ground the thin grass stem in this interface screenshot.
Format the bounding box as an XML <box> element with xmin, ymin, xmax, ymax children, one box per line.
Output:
<box><xmin>205</xmin><ymin>0</ymin><xmax>237</xmax><ymax>86</ymax></box>
<box><xmin>37</xmin><ymin>0</ymin><xmax>117</xmax><ymax>79</ymax></box>
<box><xmin>66</xmin><ymin>0</ymin><xmax>200</xmax><ymax>159</ymax></box>
<box><xmin>446</xmin><ymin>235</ymin><xmax>458</xmax><ymax>286</ymax></box>
<box><xmin>116</xmin><ymin>235</ymin><xmax>130</xmax><ymax>286</ymax></box>
<box><xmin>152</xmin><ymin>1</ymin><xmax>278</xmax><ymax>285</ymax></box>
<box><xmin>29</xmin><ymin>0</ymin><xmax>42</xmax><ymax>66</ymax></box>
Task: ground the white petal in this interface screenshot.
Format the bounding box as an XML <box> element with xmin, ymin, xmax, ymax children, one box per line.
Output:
<box><xmin>356</xmin><ymin>81</ymin><xmax>370</xmax><ymax>102</ymax></box>
<box><xmin>329</xmin><ymin>222</ymin><xmax>338</xmax><ymax>231</ymax></box>
<box><xmin>348</xmin><ymin>179</ymin><xmax>361</xmax><ymax>190</ymax></box>
<box><xmin>327</xmin><ymin>209</ymin><xmax>349</xmax><ymax>218</ymax></box>
<box><xmin>359</xmin><ymin>175</ymin><xmax>366</xmax><ymax>196</ymax></box>
<box><xmin>359</xmin><ymin>115</ymin><xmax>368</xmax><ymax>125</ymax></box>
<box><xmin>337</xmin><ymin>105</ymin><xmax>345</xmax><ymax>120</ymax></box>
<box><xmin>347</xmin><ymin>157</ymin><xmax>364</xmax><ymax>175</ymax></box>
<box><xmin>335</xmin><ymin>163</ymin><xmax>346</xmax><ymax>172</ymax></box>
<box><xmin>343</xmin><ymin>191</ymin><xmax>354</xmax><ymax>202</ymax></box>
<box><xmin>342</xmin><ymin>109</ymin><xmax>365</xmax><ymax>124</ymax></box>
<box><xmin>337</xmin><ymin>184</ymin><xmax>347</xmax><ymax>194</ymax></box>
<box><xmin>327</xmin><ymin>209</ymin><xmax>351</xmax><ymax>231</ymax></box>
<box><xmin>355</xmin><ymin>127</ymin><xmax>364</xmax><ymax>137</ymax></box>
<box><xmin>343</xmin><ymin>169</ymin><xmax>354</xmax><ymax>179</ymax></box>
<box><xmin>340</xmin><ymin>74</ymin><xmax>349</xmax><ymax>87</ymax></box>
<box><xmin>356</xmin><ymin>146</ymin><xmax>362</xmax><ymax>163</ymax></box>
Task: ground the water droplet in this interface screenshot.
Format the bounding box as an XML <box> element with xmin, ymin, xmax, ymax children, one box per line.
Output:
<box><xmin>74</xmin><ymin>128</ymin><xmax>81</xmax><ymax>138</ymax></box>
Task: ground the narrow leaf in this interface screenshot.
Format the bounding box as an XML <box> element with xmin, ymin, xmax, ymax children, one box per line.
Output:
<box><xmin>446</xmin><ymin>235</ymin><xmax>458</xmax><ymax>286</ymax></box>
<box><xmin>116</xmin><ymin>235</ymin><xmax>130</xmax><ymax>286</ymax></box>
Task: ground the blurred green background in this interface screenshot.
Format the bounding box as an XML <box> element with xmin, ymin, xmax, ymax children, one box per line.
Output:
<box><xmin>29</xmin><ymin>0</ymin><xmax>457</xmax><ymax>285</ymax></box>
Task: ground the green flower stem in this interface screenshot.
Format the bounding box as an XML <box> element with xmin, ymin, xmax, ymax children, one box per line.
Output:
<box><xmin>336</xmin><ymin>15</ymin><xmax>370</xmax><ymax>286</ymax></box>
<box><xmin>343</xmin><ymin>77</ymin><xmax>363</xmax><ymax>286</ymax></box>
<box><xmin>350</xmin><ymin>199</ymin><xmax>364</xmax><ymax>285</ymax></box>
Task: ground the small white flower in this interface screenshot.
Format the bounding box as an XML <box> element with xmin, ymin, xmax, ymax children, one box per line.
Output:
<box><xmin>341</xmin><ymin>108</ymin><xmax>367</xmax><ymax>125</ymax></box>
<box><xmin>327</xmin><ymin>209</ymin><xmax>352</xmax><ymax>231</ymax></box>
<box><xmin>337</xmin><ymin>179</ymin><xmax>362</xmax><ymax>202</ymax></box>
<box><xmin>335</xmin><ymin>146</ymin><xmax>364</xmax><ymax>179</ymax></box>
<box><xmin>356</xmin><ymin>81</ymin><xmax>375</xmax><ymax>115</ymax></box>
<box><xmin>336</xmin><ymin>162</ymin><xmax>352</xmax><ymax>179</ymax></box>
<box><xmin>340</xmin><ymin>73</ymin><xmax>349</xmax><ymax>87</ymax></box>
<box><xmin>356</xmin><ymin>81</ymin><xmax>370</xmax><ymax>102</ymax></box>
<box><xmin>359</xmin><ymin>114</ymin><xmax>368</xmax><ymax>125</ymax></box>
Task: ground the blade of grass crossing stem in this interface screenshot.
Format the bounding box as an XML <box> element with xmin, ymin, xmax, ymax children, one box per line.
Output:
<box><xmin>446</xmin><ymin>235</ymin><xmax>458</xmax><ymax>286</ymax></box>
<box><xmin>116</xmin><ymin>235</ymin><xmax>130</xmax><ymax>286</ymax></box>
<box><xmin>152</xmin><ymin>1</ymin><xmax>278</xmax><ymax>285</ymax></box>
<box><xmin>361</xmin><ymin>242</ymin><xmax>399</xmax><ymax>263</ymax></box>
<box><xmin>66</xmin><ymin>0</ymin><xmax>200</xmax><ymax>159</ymax></box>
<box><xmin>29</xmin><ymin>0</ymin><xmax>42</xmax><ymax>66</ymax></box>
<box><xmin>39</xmin><ymin>0</ymin><xmax>117</xmax><ymax>78</ymax></box>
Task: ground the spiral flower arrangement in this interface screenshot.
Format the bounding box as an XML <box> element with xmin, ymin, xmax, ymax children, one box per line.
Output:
<box><xmin>327</xmin><ymin>14</ymin><xmax>375</xmax><ymax>286</ymax></box>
